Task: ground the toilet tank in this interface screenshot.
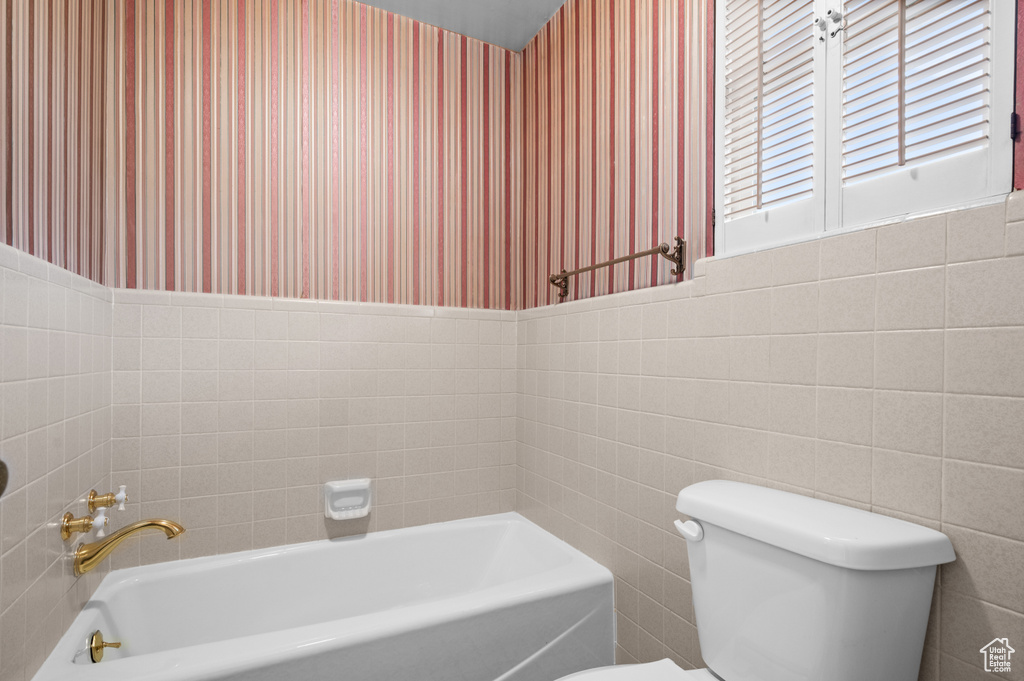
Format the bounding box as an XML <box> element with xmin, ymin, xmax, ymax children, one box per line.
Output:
<box><xmin>676</xmin><ymin>481</ymin><xmax>955</xmax><ymax>681</ymax></box>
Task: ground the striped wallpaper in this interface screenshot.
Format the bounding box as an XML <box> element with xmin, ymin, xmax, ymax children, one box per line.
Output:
<box><xmin>520</xmin><ymin>0</ymin><xmax>709</xmax><ymax>307</ymax></box>
<box><xmin>0</xmin><ymin>0</ymin><xmax>116</xmax><ymax>284</ymax></box>
<box><xmin>2</xmin><ymin>0</ymin><xmax>712</xmax><ymax>310</ymax></box>
<box><xmin>114</xmin><ymin>0</ymin><xmax>524</xmax><ymax>309</ymax></box>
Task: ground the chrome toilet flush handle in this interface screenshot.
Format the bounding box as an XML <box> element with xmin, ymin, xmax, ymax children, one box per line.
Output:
<box><xmin>674</xmin><ymin>519</ymin><xmax>704</xmax><ymax>543</ymax></box>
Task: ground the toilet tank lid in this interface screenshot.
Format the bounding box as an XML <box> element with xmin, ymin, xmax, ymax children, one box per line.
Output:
<box><xmin>676</xmin><ymin>481</ymin><xmax>955</xmax><ymax>571</ymax></box>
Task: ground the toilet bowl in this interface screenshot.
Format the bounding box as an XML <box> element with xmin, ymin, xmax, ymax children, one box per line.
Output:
<box><xmin>557</xmin><ymin>480</ymin><xmax>955</xmax><ymax>681</ymax></box>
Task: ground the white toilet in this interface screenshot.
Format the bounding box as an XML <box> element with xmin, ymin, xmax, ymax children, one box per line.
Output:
<box><xmin>560</xmin><ymin>480</ymin><xmax>956</xmax><ymax>681</ymax></box>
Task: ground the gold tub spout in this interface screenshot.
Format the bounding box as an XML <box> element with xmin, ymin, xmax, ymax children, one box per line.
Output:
<box><xmin>74</xmin><ymin>519</ymin><xmax>185</xmax><ymax>576</ymax></box>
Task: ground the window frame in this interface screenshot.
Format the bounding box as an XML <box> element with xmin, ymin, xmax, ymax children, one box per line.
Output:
<box><xmin>713</xmin><ymin>0</ymin><xmax>1016</xmax><ymax>258</ymax></box>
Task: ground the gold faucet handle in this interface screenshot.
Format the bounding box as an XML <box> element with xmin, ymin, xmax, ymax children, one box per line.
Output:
<box><xmin>61</xmin><ymin>513</ymin><xmax>94</xmax><ymax>541</ymax></box>
<box><xmin>89</xmin><ymin>630</ymin><xmax>121</xmax><ymax>663</ymax></box>
<box><xmin>88</xmin><ymin>486</ymin><xmax>129</xmax><ymax>513</ymax></box>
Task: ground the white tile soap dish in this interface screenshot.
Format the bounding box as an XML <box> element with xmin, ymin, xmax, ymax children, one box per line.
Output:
<box><xmin>323</xmin><ymin>479</ymin><xmax>372</xmax><ymax>520</ymax></box>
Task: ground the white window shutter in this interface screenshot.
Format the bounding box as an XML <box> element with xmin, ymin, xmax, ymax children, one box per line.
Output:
<box><xmin>717</xmin><ymin>0</ymin><xmax>825</xmax><ymax>254</ymax></box>
<box><xmin>715</xmin><ymin>0</ymin><xmax>1011</xmax><ymax>255</ymax></box>
<box><xmin>838</xmin><ymin>0</ymin><xmax>1012</xmax><ymax>229</ymax></box>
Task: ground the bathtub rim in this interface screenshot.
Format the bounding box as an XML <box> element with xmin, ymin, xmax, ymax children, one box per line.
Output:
<box><xmin>95</xmin><ymin>510</ymin><xmax>593</xmax><ymax>594</ymax></box>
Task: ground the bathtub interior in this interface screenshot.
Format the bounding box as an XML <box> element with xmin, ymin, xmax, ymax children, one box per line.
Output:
<box><xmin>79</xmin><ymin>514</ymin><xmax>584</xmax><ymax>659</ymax></box>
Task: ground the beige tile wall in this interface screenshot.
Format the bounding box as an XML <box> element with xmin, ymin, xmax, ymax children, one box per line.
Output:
<box><xmin>5</xmin><ymin>193</ymin><xmax>1024</xmax><ymax>681</ymax></box>
<box><xmin>515</xmin><ymin>194</ymin><xmax>1024</xmax><ymax>680</ymax></box>
<box><xmin>2</xmin><ymin>249</ymin><xmax>518</xmax><ymax>681</ymax></box>
<box><xmin>108</xmin><ymin>289</ymin><xmax>517</xmax><ymax>570</ymax></box>
<box><xmin>0</xmin><ymin>243</ymin><xmax>113</xmax><ymax>681</ymax></box>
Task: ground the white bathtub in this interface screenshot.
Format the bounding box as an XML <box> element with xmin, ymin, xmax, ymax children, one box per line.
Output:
<box><xmin>35</xmin><ymin>513</ymin><xmax>614</xmax><ymax>681</ymax></box>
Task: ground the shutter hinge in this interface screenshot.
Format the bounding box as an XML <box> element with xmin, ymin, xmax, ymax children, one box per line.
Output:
<box><xmin>1012</xmin><ymin>112</ymin><xmax>1021</xmax><ymax>142</ymax></box>
<box><xmin>712</xmin><ymin>209</ymin><xmax>716</xmax><ymax>228</ymax></box>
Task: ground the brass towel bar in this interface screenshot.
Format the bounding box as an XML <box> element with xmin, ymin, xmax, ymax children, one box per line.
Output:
<box><xmin>549</xmin><ymin>237</ymin><xmax>686</xmax><ymax>298</ymax></box>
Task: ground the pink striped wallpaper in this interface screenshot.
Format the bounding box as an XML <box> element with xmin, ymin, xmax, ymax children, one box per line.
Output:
<box><xmin>2</xmin><ymin>0</ymin><xmax>711</xmax><ymax>310</ymax></box>
<box><xmin>0</xmin><ymin>0</ymin><xmax>115</xmax><ymax>284</ymax></box>
<box><xmin>113</xmin><ymin>0</ymin><xmax>524</xmax><ymax>309</ymax></box>
<box><xmin>520</xmin><ymin>0</ymin><xmax>708</xmax><ymax>307</ymax></box>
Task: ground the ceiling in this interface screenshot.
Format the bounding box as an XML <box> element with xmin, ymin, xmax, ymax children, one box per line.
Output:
<box><xmin>361</xmin><ymin>0</ymin><xmax>568</xmax><ymax>52</ymax></box>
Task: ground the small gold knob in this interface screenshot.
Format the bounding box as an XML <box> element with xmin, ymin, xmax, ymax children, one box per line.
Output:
<box><xmin>89</xmin><ymin>630</ymin><xmax>121</xmax><ymax>663</ymax></box>
<box><xmin>60</xmin><ymin>513</ymin><xmax>93</xmax><ymax>541</ymax></box>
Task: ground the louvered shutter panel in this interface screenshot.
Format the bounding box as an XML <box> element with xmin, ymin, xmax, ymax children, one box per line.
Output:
<box><xmin>719</xmin><ymin>0</ymin><xmax>823</xmax><ymax>253</ymax></box>
<box><xmin>839</xmin><ymin>0</ymin><xmax>1011</xmax><ymax>228</ymax></box>
<box><xmin>722</xmin><ymin>0</ymin><xmax>763</xmax><ymax>220</ymax></box>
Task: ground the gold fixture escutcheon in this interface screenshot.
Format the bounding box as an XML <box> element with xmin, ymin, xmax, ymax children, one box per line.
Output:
<box><xmin>60</xmin><ymin>513</ymin><xmax>94</xmax><ymax>541</ymax></box>
<box><xmin>89</xmin><ymin>630</ymin><xmax>121</xmax><ymax>663</ymax></box>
